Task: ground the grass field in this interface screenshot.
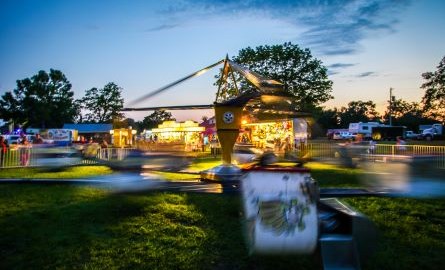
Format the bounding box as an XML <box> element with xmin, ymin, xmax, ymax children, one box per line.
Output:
<box><xmin>0</xmin><ymin>162</ymin><xmax>444</xmax><ymax>269</ymax></box>
<box><xmin>0</xmin><ymin>165</ymin><xmax>113</xmax><ymax>179</ymax></box>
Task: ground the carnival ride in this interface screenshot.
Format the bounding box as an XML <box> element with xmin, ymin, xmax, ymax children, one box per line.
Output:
<box><xmin>120</xmin><ymin>56</ymin><xmax>384</xmax><ymax>269</ymax></box>
<box><xmin>123</xmin><ymin>55</ymin><xmax>307</xmax><ymax>169</ymax></box>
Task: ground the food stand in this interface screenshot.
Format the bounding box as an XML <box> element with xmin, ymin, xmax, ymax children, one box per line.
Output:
<box><xmin>110</xmin><ymin>127</ymin><xmax>136</xmax><ymax>147</ymax></box>
<box><xmin>240</xmin><ymin>119</ymin><xmax>308</xmax><ymax>151</ymax></box>
<box><xmin>143</xmin><ymin>121</ymin><xmax>205</xmax><ymax>151</ymax></box>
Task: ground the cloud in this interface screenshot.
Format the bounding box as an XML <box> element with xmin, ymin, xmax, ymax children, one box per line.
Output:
<box><xmin>328</xmin><ymin>63</ymin><xmax>356</xmax><ymax>69</ymax></box>
<box><xmin>161</xmin><ymin>0</ymin><xmax>412</xmax><ymax>56</ymax></box>
<box><xmin>327</xmin><ymin>70</ymin><xmax>339</xmax><ymax>76</ymax></box>
<box><xmin>327</xmin><ymin>62</ymin><xmax>356</xmax><ymax>75</ymax></box>
<box><xmin>297</xmin><ymin>1</ymin><xmax>410</xmax><ymax>55</ymax></box>
<box><xmin>145</xmin><ymin>23</ymin><xmax>179</xmax><ymax>32</ymax></box>
<box><xmin>356</xmin><ymin>71</ymin><xmax>376</xmax><ymax>78</ymax></box>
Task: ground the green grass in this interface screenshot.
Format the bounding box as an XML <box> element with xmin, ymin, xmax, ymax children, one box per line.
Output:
<box><xmin>149</xmin><ymin>156</ymin><xmax>222</xmax><ymax>181</ymax></box>
<box><xmin>308</xmin><ymin>162</ymin><xmax>445</xmax><ymax>269</ymax></box>
<box><xmin>342</xmin><ymin>197</ymin><xmax>445</xmax><ymax>270</ymax></box>
<box><xmin>306</xmin><ymin>162</ymin><xmax>364</xmax><ymax>187</ymax></box>
<box><xmin>0</xmin><ymin>165</ymin><xmax>113</xmax><ymax>179</ymax></box>
<box><xmin>0</xmin><ymin>186</ymin><xmax>318</xmax><ymax>269</ymax></box>
<box><xmin>182</xmin><ymin>156</ymin><xmax>222</xmax><ymax>172</ymax></box>
<box><xmin>0</xmin><ymin>161</ymin><xmax>444</xmax><ymax>269</ymax></box>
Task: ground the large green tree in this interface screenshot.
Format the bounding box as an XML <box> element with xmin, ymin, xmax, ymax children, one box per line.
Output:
<box><xmin>315</xmin><ymin>108</ymin><xmax>341</xmax><ymax>130</ymax></box>
<box><xmin>421</xmin><ymin>56</ymin><xmax>445</xmax><ymax>123</ymax></box>
<box><xmin>384</xmin><ymin>98</ymin><xmax>431</xmax><ymax>130</ymax></box>
<box><xmin>338</xmin><ymin>100</ymin><xmax>380</xmax><ymax>128</ymax></box>
<box><xmin>220</xmin><ymin>42</ymin><xmax>333</xmax><ymax>112</ymax></box>
<box><xmin>113</xmin><ymin>117</ymin><xmax>139</xmax><ymax>130</ymax></box>
<box><xmin>0</xmin><ymin>69</ymin><xmax>79</xmax><ymax>128</ymax></box>
<box><xmin>80</xmin><ymin>82</ymin><xmax>124</xmax><ymax>123</ymax></box>
<box><xmin>0</xmin><ymin>91</ymin><xmax>24</xmax><ymax>127</ymax></box>
<box><xmin>138</xmin><ymin>110</ymin><xmax>175</xmax><ymax>130</ymax></box>
<box><xmin>387</xmin><ymin>98</ymin><xmax>421</xmax><ymax>119</ymax></box>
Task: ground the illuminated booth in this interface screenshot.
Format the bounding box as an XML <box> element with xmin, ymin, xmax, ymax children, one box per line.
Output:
<box><xmin>200</xmin><ymin>116</ymin><xmax>309</xmax><ymax>153</ymax></box>
<box><xmin>151</xmin><ymin>120</ymin><xmax>204</xmax><ymax>145</ymax></box>
<box><xmin>110</xmin><ymin>127</ymin><xmax>137</xmax><ymax>147</ymax></box>
<box><xmin>239</xmin><ymin>118</ymin><xmax>309</xmax><ymax>151</ymax></box>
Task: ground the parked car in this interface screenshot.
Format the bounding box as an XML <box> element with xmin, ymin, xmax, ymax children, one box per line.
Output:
<box><xmin>405</xmin><ymin>131</ymin><xmax>420</xmax><ymax>140</ymax></box>
<box><xmin>4</xmin><ymin>135</ymin><xmax>21</xmax><ymax>145</ymax></box>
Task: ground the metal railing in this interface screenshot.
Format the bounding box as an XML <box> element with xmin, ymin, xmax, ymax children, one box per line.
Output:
<box><xmin>1</xmin><ymin>143</ymin><xmax>444</xmax><ymax>169</ymax></box>
<box><xmin>96</xmin><ymin>148</ymin><xmax>134</xmax><ymax>161</ymax></box>
<box><xmin>0</xmin><ymin>147</ymin><xmax>135</xmax><ymax>168</ymax></box>
<box><xmin>294</xmin><ymin>143</ymin><xmax>445</xmax><ymax>168</ymax></box>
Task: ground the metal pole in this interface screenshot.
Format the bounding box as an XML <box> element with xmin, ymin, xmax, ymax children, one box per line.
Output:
<box><xmin>389</xmin><ymin>87</ymin><xmax>393</xmax><ymax>126</ymax></box>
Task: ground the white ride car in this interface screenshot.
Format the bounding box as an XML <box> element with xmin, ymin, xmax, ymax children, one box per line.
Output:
<box><xmin>232</xmin><ymin>145</ymin><xmax>264</xmax><ymax>164</ymax></box>
<box><xmin>332</xmin><ymin>131</ymin><xmax>354</xmax><ymax>140</ymax></box>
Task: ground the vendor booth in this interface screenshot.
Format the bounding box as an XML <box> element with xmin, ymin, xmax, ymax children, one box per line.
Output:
<box><xmin>143</xmin><ymin>120</ymin><xmax>205</xmax><ymax>151</ymax></box>
<box><xmin>110</xmin><ymin>127</ymin><xmax>136</xmax><ymax>147</ymax></box>
<box><xmin>151</xmin><ymin>121</ymin><xmax>204</xmax><ymax>143</ymax></box>
<box><xmin>240</xmin><ymin>118</ymin><xmax>308</xmax><ymax>151</ymax></box>
<box><xmin>198</xmin><ymin>116</ymin><xmax>309</xmax><ymax>153</ymax></box>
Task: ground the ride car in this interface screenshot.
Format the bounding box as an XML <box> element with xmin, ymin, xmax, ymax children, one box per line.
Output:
<box><xmin>32</xmin><ymin>146</ymin><xmax>82</xmax><ymax>167</ymax></box>
<box><xmin>232</xmin><ymin>145</ymin><xmax>264</xmax><ymax>164</ymax></box>
<box><xmin>332</xmin><ymin>131</ymin><xmax>354</xmax><ymax>140</ymax></box>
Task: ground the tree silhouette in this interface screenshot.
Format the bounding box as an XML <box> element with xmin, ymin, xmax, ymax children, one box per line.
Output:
<box><xmin>216</xmin><ymin>42</ymin><xmax>333</xmax><ymax>112</ymax></box>
<box><xmin>80</xmin><ymin>82</ymin><xmax>124</xmax><ymax>123</ymax></box>
<box><xmin>0</xmin><ymin>69</ymin><xmax>79</xmax><ymax>129</ymax></box>
<box><xmin>421</xmin><ymin>56</ymin><xmax>445</xmax><ymax>123</ymax></box>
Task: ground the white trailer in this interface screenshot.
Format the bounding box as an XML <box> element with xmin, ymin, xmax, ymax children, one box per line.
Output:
<box><xmin>348</xmin><ymin>122</ymin><xmax>382</xmax><ymax>139</ymax></box>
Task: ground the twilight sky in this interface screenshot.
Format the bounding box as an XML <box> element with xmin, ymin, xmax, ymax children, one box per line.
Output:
<box><xmin>0</xmin><ymin>0</ymin><xmax>444</xmax><ymax>121</ymax></box>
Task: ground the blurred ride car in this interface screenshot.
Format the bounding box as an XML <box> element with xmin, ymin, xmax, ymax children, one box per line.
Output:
<box><xmin>232</xmin><ymin>144</ymin><xmax>264</xmax><ymax>165</ymax></box>
<box><xmin>360</xmin><ymin>155</ymin><xmax>445</xmax><ymax>197</ymax></box>
<box><xmin>32</xmin><ymin>146</ymin><xmax>82</xmax><ymax>167</ymax></box>
<box><xmin>101</xmin><ymin>149</ymin><xmax>192</xmax><ymax>171</ymax></box>
<box><xmin>332</xmin><ymin>131</ymin><xmax>354</xmax><ymax>140</ymax></box>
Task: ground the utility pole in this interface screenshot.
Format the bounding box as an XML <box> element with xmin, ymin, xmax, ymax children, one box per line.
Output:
<box><xmin>389</xmin><ymin>87</ymin><xmax>392</xmax><ymax>126</ymax></box>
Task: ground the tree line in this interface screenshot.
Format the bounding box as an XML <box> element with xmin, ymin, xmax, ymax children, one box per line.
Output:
<box><xmin>315</xmin><ymin>53</ymin><xmax>445</xmax><ymax>132</ymax></box>
<box><xmin>1</xmin><ymin>42</ymin><xmax>444</xmax><ymax>134</ymax></box>
<box><xmin>0</xmin><ymin>69</ymin><xmax>175</xmax><ymax>133</ymax></box>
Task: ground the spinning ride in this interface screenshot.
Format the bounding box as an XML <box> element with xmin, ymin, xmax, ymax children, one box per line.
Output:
<box><xmin>124</xmin><ymin>55</ymin><xmax>308</xmax><ymax>180</ymax></box>
<box><xmin>122</xmin><ymin>56</ymin><xmax>377</xmax><ymax>269</ymax></box>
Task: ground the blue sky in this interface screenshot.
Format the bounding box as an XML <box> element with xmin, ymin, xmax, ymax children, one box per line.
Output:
<box><xmin>0</xmin><ymin>0</ymin><xmax>444</xmax><ymax>121</ymax></box>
